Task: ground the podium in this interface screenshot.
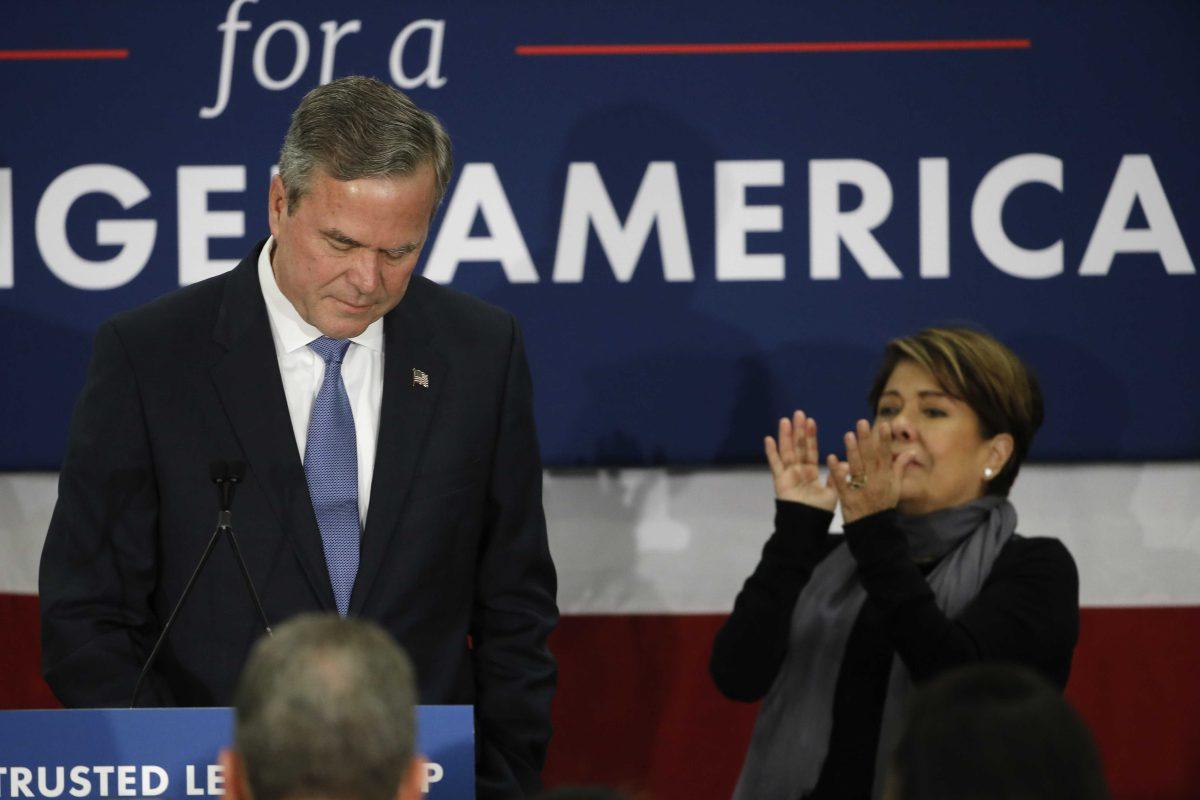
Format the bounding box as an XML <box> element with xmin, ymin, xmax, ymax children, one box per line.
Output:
<box><xmin>0</xmin><ymin>707</ymin><xmax>474</xmax><ymax>799</ymax></box>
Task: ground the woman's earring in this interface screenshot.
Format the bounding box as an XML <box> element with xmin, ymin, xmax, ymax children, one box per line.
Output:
<box><xmin>983</xmin><ymin>467</ymin><xmax>994</xmax><ymax>480</ymax></box>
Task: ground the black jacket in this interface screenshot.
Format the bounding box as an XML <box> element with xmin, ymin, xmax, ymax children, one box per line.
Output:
<box><xmin>40</xmin><ymin>240</ymin><xmax>558</xmax><ymax>798</ymax></box>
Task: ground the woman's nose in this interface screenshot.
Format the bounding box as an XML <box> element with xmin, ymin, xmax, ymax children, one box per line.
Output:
<box><xmin>890</xmin><ymin>410</ymin><xmax>916</xmax><ymax>441</ymax></box>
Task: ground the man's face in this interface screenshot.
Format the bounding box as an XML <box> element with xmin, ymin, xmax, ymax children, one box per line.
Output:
<box><xmin>267</xmin><ymin>164</ymin><xmax>437</xmax><ymax>339</ymax></box>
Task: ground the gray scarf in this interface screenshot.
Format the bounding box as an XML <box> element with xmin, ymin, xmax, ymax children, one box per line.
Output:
<box><xmin>731</xmin><ymin>495</ymin><xmax>1017</xmax><ymax>800</ymax></box>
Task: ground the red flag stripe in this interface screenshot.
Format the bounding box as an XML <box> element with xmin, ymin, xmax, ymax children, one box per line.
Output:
<box><xmin>6</xmin><ymin>596</ymin><xmax>1199</xmax><ymax>798</ymax></box>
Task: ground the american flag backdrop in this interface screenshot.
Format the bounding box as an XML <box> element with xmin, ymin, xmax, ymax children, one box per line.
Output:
<box><xmin>4</xmin><ymin>464</ymin><xmax>1200</xmax><ymax>797</ymax></box>
<box><xmin>3</xmin><ymin>2</ymin><xmax>1200</xmax><ymax>798</ymax></box>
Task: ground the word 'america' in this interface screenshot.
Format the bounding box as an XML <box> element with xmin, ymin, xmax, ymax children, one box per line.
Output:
<box><xmin>0</xmin><ymin>153</ymin><xmax>1192</xmax><ymax>291</ymax></box>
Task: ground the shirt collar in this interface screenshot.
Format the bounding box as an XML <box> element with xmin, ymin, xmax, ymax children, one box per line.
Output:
<box><xmin>257</xmin><ymin>236</ymin><xmax>384</xmax><ymax>354</ymax></box>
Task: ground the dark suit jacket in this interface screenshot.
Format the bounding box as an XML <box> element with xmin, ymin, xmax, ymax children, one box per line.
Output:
<box><xmin>39</xmin><ymin>240</ymin><xmax>558</xmax><ymax>798</ymax></box>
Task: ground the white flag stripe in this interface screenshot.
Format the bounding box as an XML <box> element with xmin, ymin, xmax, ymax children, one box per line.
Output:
<box><xmin>0</xmin><ymin>473</ymin><xmax>58</xmax><ymax>598</ymax></box>
<box><xmin>547</xmin><ymin>463</ymin><xmax>1200</xmax><ymax>611</ymax></box>
<box><xmin>3</xmin><ymin>464</ymin><xmax>1199</xmax><ymax>608</ymax></box>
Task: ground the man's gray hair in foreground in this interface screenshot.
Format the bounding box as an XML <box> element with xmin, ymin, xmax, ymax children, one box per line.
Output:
<box><xmin>277</xmin><ymin>75</ymin><xmax>454</xmax><ymax>213</ymax></box>
<box><xmin>232</xmin><ymin>614</ymin><xmax>418</xmax><ymax>800</ymax></box>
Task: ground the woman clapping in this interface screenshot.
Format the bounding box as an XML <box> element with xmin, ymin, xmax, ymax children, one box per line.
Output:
<box><xmin>711</xmin><ymin>327</ymin><xmax>1079</xmax><ymax>800</ymax></box>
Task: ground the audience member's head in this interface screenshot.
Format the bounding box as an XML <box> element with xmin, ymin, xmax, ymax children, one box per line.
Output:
<box><xmin>221</xmin><ymin>614</ymin><xmax>423</xmax><ymax>800</ymax></box>
<box><xmin>532</xmin><ymin>788</ymin><xmax>632</xmax><ymax>800</ymax></box>
<box><xmin>886</xmin><ymin>663</ymin><xmax>1109</xmax><ymax>800</ymax></box>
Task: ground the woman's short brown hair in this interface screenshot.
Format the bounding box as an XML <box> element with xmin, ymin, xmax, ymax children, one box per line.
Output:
<box><xmin>867</xmin><ymin>327</ymin><xmax>1043</xmax><ymax>496</ymax></box>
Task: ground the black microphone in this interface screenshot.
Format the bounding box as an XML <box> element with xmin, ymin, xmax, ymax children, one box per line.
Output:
<box><xmin>129</xmin><ymin>460</ymin><xmax>272</xmax><ymax>708</ymax></box>
<box><xmin>210</xmin><ymin>461</ymin><xmax>229</xmax><ymax>508</ymax></box>
<box><xmin>212</xmin><ymin>460</ymin><xmax>247</xmax><ymax>513</ymax></box>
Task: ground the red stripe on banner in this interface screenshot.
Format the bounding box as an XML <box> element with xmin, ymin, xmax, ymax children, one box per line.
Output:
<box><xmin>0</xmin><ymin>49</ymin><xmax>129</xmax><ymax>61</ymax></box>
<box><xmin>4</xmin><ymin>598</ymin><xmax>1197</xmax><ymax>798</ymax></box>
<box><xmin>515</xmin><ymin>39</ymin><xmax>1031</xmax><ymax>56</ymax></box>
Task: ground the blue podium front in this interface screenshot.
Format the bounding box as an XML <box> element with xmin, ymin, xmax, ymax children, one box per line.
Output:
<box><xmin>0</xmin><ymin>707</ymin><xmax>473</xmax><ymax>799</ymax></box>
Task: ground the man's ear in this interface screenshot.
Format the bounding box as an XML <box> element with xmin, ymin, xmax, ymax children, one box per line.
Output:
<box><xmin>985</xmin><ymin>432</ymin><xmax>1015</xmax><ymax>480</ymax></box>
<box><xmin>396</xmin><ymin>755</ymin><xmax>427</xmax><ymax>800</ymax></box>
<box><xmin>268</xmin><ymin>174</ymin><xmax>287</xmax><ymax>237</ymax></box>
<box><xmin>219</xmin><ymin>749</ymin><xmax>249</xmax><ymax>800</ymax></box>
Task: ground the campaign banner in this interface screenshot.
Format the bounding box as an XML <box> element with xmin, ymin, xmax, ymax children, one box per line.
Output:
<box><xmin>0</xmin><ymin>707</ymin><xmax>474</xmax><ymax>800</ymax></box>
<box><xmin>2</xmin><ymin>1</ymin><xmax>1197</xmax><ymax>469</ymax></box>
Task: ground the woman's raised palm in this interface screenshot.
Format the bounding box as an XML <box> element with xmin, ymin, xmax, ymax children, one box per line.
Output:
<box><xmin>764</xmin><ymin>410</ymin><xmax>838</xmax><ymax>512</ymax></box>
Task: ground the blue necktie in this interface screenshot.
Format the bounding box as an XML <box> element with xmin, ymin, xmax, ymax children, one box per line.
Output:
<box><xmin>304</xmin><ymin>336</ymin><xmax>360</xmax><ymax>616</ymax></box>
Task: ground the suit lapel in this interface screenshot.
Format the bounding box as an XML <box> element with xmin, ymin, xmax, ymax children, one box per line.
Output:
<box><xmin>209</xmin><ymin>243</ymin><xmax>336</xmax><ymax>611</ymax></box>
<box><xmin>351</xmin><ymin>287</ymin><xmax>446</xmax><ymax>614</ymax></box>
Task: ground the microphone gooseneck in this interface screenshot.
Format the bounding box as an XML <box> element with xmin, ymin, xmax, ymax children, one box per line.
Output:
<box><xmin>128</xmin><ymin>460</ymin><xmax>272</xmax><ymax>708</ymax></box>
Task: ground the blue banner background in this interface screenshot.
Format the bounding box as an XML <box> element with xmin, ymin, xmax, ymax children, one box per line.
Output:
<box><xmin>0</xmin><ymin>707</ymin><xmax>474</xmax><ymax>799</ymax></box>
<box><xmin>2</xmin><ymin>2</ymin><xmax>1197</xmax><ymax>468</ymax></box>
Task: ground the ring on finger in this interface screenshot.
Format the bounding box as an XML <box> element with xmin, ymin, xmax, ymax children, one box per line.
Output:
<box><xmin>848</xmin><ymin>474</ymin><xmax>867</xmax><ymax>490</ymax></box>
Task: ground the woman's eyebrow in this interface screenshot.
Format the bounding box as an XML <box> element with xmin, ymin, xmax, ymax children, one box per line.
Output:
<box><xmin>878</xmin><ymin>389</ymin><xmax>953</xmax><ymax>399</ymax></box>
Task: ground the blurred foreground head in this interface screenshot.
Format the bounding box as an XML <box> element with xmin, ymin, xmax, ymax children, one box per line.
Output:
<box><xmin>532</xmin><ymin>789</ymin><xmax>632</xmax><ymax>800</ymax></box>
<box><xmin>221</xmin><ymin>614</ymin><xmax>423</xmax><ymax>800</ymax></box>
<box><xmin>887</xmin><ymin>664</ymin><xmax>1108</xmax><ymax>800</ymax></box>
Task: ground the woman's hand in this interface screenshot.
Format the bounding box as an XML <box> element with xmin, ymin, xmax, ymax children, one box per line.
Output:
<box><xmin>764</xmin><ymin>411</ymin><xmax>838</xmax><ymax>512</ymax></box>
<box><xmin>827</xmin><ymin>419</ymin><xmax>917</xmax><ymax>524</ymax></box>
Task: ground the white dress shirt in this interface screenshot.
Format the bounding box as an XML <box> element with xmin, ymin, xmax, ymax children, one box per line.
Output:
<box><xmin>257</xmin><ymin>237</ymin><xmax>383</xmax><ymax>526</ymax></box>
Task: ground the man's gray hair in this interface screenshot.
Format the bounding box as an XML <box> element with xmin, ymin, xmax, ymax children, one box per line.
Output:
<box><xmin>278</xmin><ymin>75</ymin><xmax>453</xmax><ymax>213</ymax></box>
<box><xmin>233</xmin><ymin>614</ymin><xmax>418</xmax><ymax>800</ymax></box>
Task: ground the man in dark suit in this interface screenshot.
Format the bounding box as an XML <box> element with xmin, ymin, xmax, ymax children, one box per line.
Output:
<box><xmin>39</xmin><ymin>76</ymin><xmax>557</xmax><ymax>799</ymax></box>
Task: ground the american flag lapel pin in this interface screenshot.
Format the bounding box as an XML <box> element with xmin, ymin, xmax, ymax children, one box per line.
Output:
<box><xmin>412</xmin><ymin>368</ymin><xmax>430</xmax><ymax>389</ymax></box>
